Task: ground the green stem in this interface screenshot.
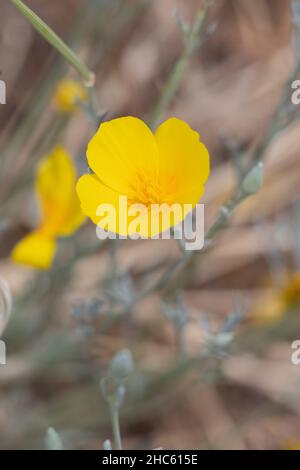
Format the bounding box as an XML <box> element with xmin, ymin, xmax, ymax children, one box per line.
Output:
<box><xmin>253</xmin><ymin>60</ymin><xmax>300</xmax><ymax>164</ymax></box>
<box><xmin>10</xmin><ymin>0</ymin><xmax>95</xmax><ymax>86</ymax></box>
<box><xmin>205</xmin><ymin>192</ymin><xmax>245</xmax><ymax>241</ymax></box>
<box><xmin>175</xmin><ymin>326</ymin><xmax>185</xmax><ymax>359</ymax></box>
<box><xmin>109</xmin><ymin>400</ymin><xmax>123</xmax><ymax>450</ymax></box>
<box><xmin>150</xmin><ymin>0</ymin><xmax>213</xmax><ymax>129</ymax></box>
<box><xmin>150</xmin><ymin>55</ymin><xmax>189</xmax><ymax>130</ymax></box>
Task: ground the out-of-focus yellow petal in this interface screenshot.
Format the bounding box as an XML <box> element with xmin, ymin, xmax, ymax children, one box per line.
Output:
<box><xmin>11</xmin><ymin>232</ymin><xmax>56</xmax><ymax>270</ymax></box>
<box><xmin>155</xmin><ymin>118</ymin><xmax>210</xmax><ymax>206</ymax></box>
<box><xmin>87</xmin><ymin>117</ymin><xmax>159</xmax><ymax>195</ymax></box>
<box><xmin>280</xmin><ymin>272</ymin><xmax>300</xmax><ymax>306</ymax></box>
<box><xmin>11</xmin><ymin>147</ymin><xmax>84</xmax><ymax>270</ymax></box>
<box><xmin>250</xmin><ymin>293</ymin><xmax>285</xmax><ymax>326</ymax></box>
<box><xmin>36</xmin><ymin>146</ymin><xmax>75</xmax><ymax>211</ymax></box>
<box><xmin>36</xmin><ymin>146</ymin><xmax>84</xmax><ymax>237</ymax></box>
<box><xmin>251</xmin><ymin>272</ymin><xmax>300</xmax><ymax>326</ymax></box>
<box><xmin>52</xmin><ymin>79</ymin><xmax>87</xmax><ymax>113</ymax></box>
<box><xmin>56</xmin><ymin>195</ymin><xmax>86</xmax><ymax>237</ymax></box>
<box><xmin>285</xmin><ymin>440</ymin><xmax>300</xmax><ymax>450</ymax></box>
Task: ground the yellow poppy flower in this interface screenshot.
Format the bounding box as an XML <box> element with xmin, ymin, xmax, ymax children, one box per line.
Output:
<box><xmin>11</xmin><ymin>146</ymin><xmax>85</xmax><ymax>270</ymax></box>
<box><xmin>52</xmin><ymin>78</ymin><xmax>88</xmax><ymax>113</ymax></box>
<box><xmin>76</xmin><ymin>116</ymin><xmax>210</xmax><ymax>237</ymax></box>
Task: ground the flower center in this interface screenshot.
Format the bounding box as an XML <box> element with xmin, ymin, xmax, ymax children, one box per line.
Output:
<box><xmin>129</xmin><ymin>170</ymin><xmax>164</xmax><ymax>207</ymax></box>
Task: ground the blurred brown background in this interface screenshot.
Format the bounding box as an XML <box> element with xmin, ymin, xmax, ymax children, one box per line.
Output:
<box><xmin>1</xmin><ymin>0</ymin><xmax>300</xmax><ymax>450</ymax></box>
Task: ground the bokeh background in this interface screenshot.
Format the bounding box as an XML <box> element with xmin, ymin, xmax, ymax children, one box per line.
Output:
<box><xmin>1</xmin><ymin>0</ymin><xmax>300</xmax><ymax>450</ymax></box>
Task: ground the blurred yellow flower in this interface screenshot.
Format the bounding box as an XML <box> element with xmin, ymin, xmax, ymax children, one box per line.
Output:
<box><xmin>280</xmin><ymin>272</ymin><xmax>300</xmax><ymax>306</ymax></box>
<box><xmin>77</xmin><ymin>116</ymin><xmax>210</xmax><ymax>237</ymax></box>
<box><xmin>52</xmin><ymin>78</ymin><xmax>88</xmax><ymax>113</ymax></box>
<box><xmin>284</xmin><ymin>439</ymin><xmax>300</xmax><ymax>450</ymax></box>
<box><xmin>251</xmin><ymin>272</ymin><xmax>300</xmax><ymax>325</ymax></box>
<box><xmin>11</xmin><ymin>146</ymin><xmax>85</xmax><ymax>269</ymax></box>
<box><xmin>251</xmin><ymin>294</ymin><xmax>285</xmax><ymax>326</ymax></box>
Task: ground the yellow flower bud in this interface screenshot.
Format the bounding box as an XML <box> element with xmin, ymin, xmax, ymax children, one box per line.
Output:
<box><xmin>52</xmin><ymin>79</ymin><xmax>88</xmax><ymax>113</ymax></box>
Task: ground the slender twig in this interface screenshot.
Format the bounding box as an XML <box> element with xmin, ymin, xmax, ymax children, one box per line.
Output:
<box><xmin>253</xmin><ymin>61</ymin><xmax>300</xmax><ymax>164</ymax></box>
<box><xmin>108</xmin><ymin>400</ymin><xmax>123</xmax><ymax>450</ymax></box>
<box><xmin>150</xmin><ymin>0</ymin><xmax>214</xmax><ymax>129</ymax></box>
<box><xmin>10</xmin><ymin>0</ymin><xmax>94</xmax><ymax>85</ymax></box>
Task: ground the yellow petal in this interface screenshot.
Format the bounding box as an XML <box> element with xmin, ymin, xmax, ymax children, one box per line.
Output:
<box><xmin>77</xmin><ymin>174</ymin><xmax>119</xmax><ymax>224</ymax></box>
<box><xmin>11</xmin><ymin>232</ymin><xmax>56</xmax><ymax>270</ymax></box>
<box><xmin>79</xmin><ymin>117</ymin><xmax>210</xmax><ymax>238</ymax></box>
<box><xmin>77</xmin><ymin>172</ymin><xmax>191</xmax><ymax>237</ymax></box>
<box><xmin>36</xmin><ymin>146</ymin><xmax>75</xmax><ymax>211</ymax></box>
<box><xmin>36</xmin><ymin>146</ymin><xmax>84</xmax><ymax>237</ymax></box>
<box><xmin>130</xmin><ymin>203</ymin><xmax>192</xmax><ymax>238</ymax></box>
<box><xmin>155</xmin><ymin>118</ymin><xmax>210</xmax><ymax>206</ymax></box>
<box><xmin>76</xmin><ymin>174</ymin><xmax>165</xmax><ymax>236</ymax></box>
<box><xmin>56</xmin><ymin>196</ymin><xmax>86</xmax><ymax>237</ymax></box>
<box><xmin>250</xmin><ymin>294</ymin><xmax>285</xmax><ymax>326</ymax></box>
<box><xmin>280</xmin><ymin>272</ymin><xmax>300</xmax><ymax>306</ymax></box>
<box><xmin>86</xmin><ymin>117</ymin><xmax>159</xmax><ymax>195</ymax></box>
